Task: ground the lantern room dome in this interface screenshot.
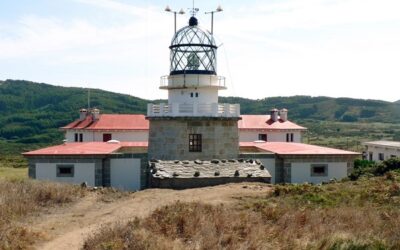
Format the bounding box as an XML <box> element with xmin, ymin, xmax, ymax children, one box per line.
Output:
<box><xmin>169</xmin><ymin>17</ymin><xmax>217</xmax><ymax>75</ymax></box>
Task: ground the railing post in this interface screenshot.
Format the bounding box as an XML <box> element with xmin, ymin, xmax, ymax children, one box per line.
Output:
<box><xmin>159</xmin><ymin>103</ymin><xmax>165</xmax><ymax>115</ymax></box>
<box><xmin>147</xmin><ymin>103</ymin><xmax>153</xmax><ymax>116</ymax></box>
<box><xmin>224</xmin><ymin>103</ymin><xmax>230</xmax><ymax>117</ymax></box>
<box><xmin>236</xmin><ymin>104</ymin><xmax>241</xmax><ymax>116</ymax></box>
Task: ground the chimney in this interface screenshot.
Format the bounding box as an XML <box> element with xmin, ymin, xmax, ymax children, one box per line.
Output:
<box><xmin>91</xmin><ymin>108</ymin><xmax>100</xmax><ymax>121</ymax></box>
<box><xmin>79</xmin><ymin>108</ymin><xmax>88</xmax><ymax>121</ymax></box>
<box><xmin>280</xmin><ymin>108</ymin><xmax>288</xmax><ymax>122</ymax></box>
<box><xmin>270</xmin><ymin>108</ymin><xmax>279</xmax><ymax>122</ymax></box>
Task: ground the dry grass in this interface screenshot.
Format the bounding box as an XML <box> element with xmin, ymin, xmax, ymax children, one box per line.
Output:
<box><xmin>0</xmin><ymin>179</ymin><xmax>87</xmax><ymax>250</ymax></box>
<box><xmin>0</xmin><ymin>167</ymin><xmax>27</xmax><ymax>180</ymax></box>
<box><xmin>84</xmin><ymin>174</ymin><xmax>400</xmax><ymax>250</ymax></box>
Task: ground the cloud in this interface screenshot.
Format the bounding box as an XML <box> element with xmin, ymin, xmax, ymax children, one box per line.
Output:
<box><xmin>73</xmin><ymin>0</ymin><xmax>153</xmax><ymax>17</ymax></box>
<box><xmin>1</xmin><ymin>0</ymin><xmax>400</xmax><ymax>101</ymax></box>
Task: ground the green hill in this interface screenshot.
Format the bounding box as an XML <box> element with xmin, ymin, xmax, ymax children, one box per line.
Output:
<box><xmin>1</xmin><ymin>79</ymin><xmax>400</xmax><ymax>154</ymax></box>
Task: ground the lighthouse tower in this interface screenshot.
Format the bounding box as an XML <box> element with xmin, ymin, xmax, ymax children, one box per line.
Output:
<box><xmin>147</xmin><ymin>14</ymin><xmax>240</xmax><ymax>160</ymax></box>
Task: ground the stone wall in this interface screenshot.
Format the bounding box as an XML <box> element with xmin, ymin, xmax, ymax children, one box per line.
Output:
<box><xmin>151</xmin><ymin>177</ymin><xmax>270</xmax><ymax>189</ymax></box>
<box><xmin>147</xmin><ymin>117</ymin><xmax>240</xmax><ymax>160</ymax></box>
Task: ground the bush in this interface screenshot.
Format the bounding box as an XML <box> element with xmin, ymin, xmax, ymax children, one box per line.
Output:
<box><xmin>349</xmin><ymin>158</ymin><xmax>400</xmax><ymax>180</ymax></box>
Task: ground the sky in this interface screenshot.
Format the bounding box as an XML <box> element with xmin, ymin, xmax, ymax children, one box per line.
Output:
<box><xmin>1</xmin><ymin>0</ymin><xmax>400</xmax><ymax>102</ymax></box>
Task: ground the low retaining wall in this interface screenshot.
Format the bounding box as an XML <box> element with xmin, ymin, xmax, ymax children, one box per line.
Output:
<box><xmin>150</xmin><ymin>176</ymin><xmax>271</xmax><ymax>189</ymax></box>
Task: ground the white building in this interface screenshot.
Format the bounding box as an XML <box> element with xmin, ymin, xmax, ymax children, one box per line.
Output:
<box><xmin>363</xmin><ymin>141</ymin><xmax>400</xmax><ymax>162</ymax></box>
<box><xmin>62</xmin><ymin>109</ymin><xmax>306</xmax><ymax>144</ymax></box>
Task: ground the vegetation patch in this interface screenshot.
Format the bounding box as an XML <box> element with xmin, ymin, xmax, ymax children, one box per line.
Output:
<box><xmin>0</xmin><ymin>179</ymin><xmax>87</xmax><ymax>249</ymax></box>
<box><xmin>84</xmin><ymin>173</ymin><xmax>400</xmax><ymax>250</ymax></box>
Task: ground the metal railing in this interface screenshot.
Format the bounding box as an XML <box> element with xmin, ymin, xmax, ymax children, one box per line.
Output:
<box><xmin>160</xmin><ymin>75</ymin><xmax>226</xmax><ymax>88</ymax></box>
<box><xmin>147</xmin><ymin>102</ymin><xmax>240</xmax><ymax>117</ymax></box>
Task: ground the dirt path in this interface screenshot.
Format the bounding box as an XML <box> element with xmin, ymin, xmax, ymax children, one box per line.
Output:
<box><xmin>29</xmin><ymin>183</ymin><xmax>272</xmax><ymax>250</ymax></box>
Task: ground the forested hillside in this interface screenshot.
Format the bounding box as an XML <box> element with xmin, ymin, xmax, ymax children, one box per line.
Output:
<box><xmin>1</xmin><ymin>79</ymin><xmax>400</xmax><ymax>154</ymax></box>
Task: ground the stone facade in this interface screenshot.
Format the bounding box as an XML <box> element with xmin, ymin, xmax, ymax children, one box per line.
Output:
<box><xmin>147</xmin><ymin>117</ymin><xmax>240</xmax><ymax>160</ymax></box>
<box><xmin>149</xmin><ymin>159</ymin><xmax>271</xmax><ymax>189</ymax></box>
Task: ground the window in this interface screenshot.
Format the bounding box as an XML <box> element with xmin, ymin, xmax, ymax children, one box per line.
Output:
<box><xmin>286</xmin><ymin>133</ymin><xmax>294</xmax><ymax>142</ymax></box>
<box><xmin>74</xmin><ymin>133</ymin><xmax>78</xmax><ymax>142</ymax></box>
<box><xmin>190</xmin><ymin>92</ymin><xmax>194</xmax><ymax>97</ymax></box>
<box><xmin>258</xmin><ymin>134</ymin><xmax>267</xmax><ymax>141</ymax></box>
<box><xmin>290</xmin><ymin>133</ymin><xmax>294</xmax><ymax>142</ymax></box>
<box><xmin>286</xmin><ymin>133</ymin><xmax>289</xmax><ymax>142</ymax></box>
<box><xmin>195</xmin><ymin>92</ymin><xmax>199</xmax><ymax>97</ymax></box>
<box><xmin>189</xmin><ymin>134</ymin><xmax>202</xmax><ymax>152</ymax></box>
<box><xmin>79</xmin><ymin>133</ymin><xmax>83</xmax><ymax>142</ymax></box>
<box><xmin>391</xmin><ymin>155</ymin><xmax>397</xmax><ymax>158</ymax></box>
<box><xmin>103</xmin><ymin>133</ymin><xmax>112</xmax><ymax>142</ymax></box>
<box><xmin>57</xmin><ymin>165</ymin><xmax>74</xmax><ymax>177</ymax></box>
<box><xmin>311</xmin><ymin>164</ymin><xmax>328</xmax><ymax>177</ymax></box>
<box><xmin>369</xmin><ymin>152</ymin><xmax>373</xmax><ymax>161</ymax></box>
<box><xmin>379</xmin><ymin>153</ymin><xmax>384</xmax><ymax>161</ymax></box>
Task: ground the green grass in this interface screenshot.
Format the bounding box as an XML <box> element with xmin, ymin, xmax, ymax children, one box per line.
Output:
<box><xmin>302</xmin><ymin>120</ymin><xmax>400</xmax><ymax>151</ymax></box>
<box><xmin>0</xmin><ymin>167</ymin><xmax>28</xmax><ymax>180</ymax></box>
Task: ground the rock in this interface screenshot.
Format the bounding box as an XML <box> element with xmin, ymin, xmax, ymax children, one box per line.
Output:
<box><xmin>211</xmin><ymin>159</ymin><xmax>219</xmax><ymax>164</ymax></box>
<box><xmin>173</xmin><ymin>172</ymin><xmax>179</xmax><ymax>177</ymax></box>
<box><xmin>194</xmin><ymin>171</ymin><xmax>200</xmax><ymax>177</ymax></box>
<box><xmin>149</xmin><ymin>159</ymin><xmax>159</xmax><ymax>163</ymax></box>
<box><xmin>234</xmin><ymin>170</ymin><xmax>240</xmax><ymax>177</ymax></box>
<box><xmin>228</xmin><ymin>159</ymin><xmax>236</xmax><ymax>163</ymax></box>
<box><xmin>247</xmin><ymin>173</ymin><xmax>253</xmax><ymax>178</ymax></box>
<box><xmin>174</xmin><ymin>160</ymin><xmax>180</xmax><ymax>164</ymax></box>
<box><xmin>260</xmin><ymin>165</ymin><xmax>265</xmax><ymax>170</ymax></box>
<box><xmin>150</xmin><ymin>162</ymin><xmax>156</xmax><ymax>168</ymax></box>
<box><xmin>242</xmin><ymin>185</ymin><xmax>248</xmax><ymax>189</ymax></box>
<box><xmin>221</xmin><ymin>159</ymin><xmax>227</xmax><ymax>163</ymax></box>
<box><xmin>249</xmin><ymin>159</ymin><xmax>254</xmax><ymax>164</ymax></box>
<box><xmin>194</xmin><ymin>159</ymin><xmax>203</xmax><ymax>164</ymax></box>
<box><xmin>80</xmin><ymin>182</ymin><xmax>88</xmax><ymax>188</ymax></box>
<box><xmin>214</xmin><ymin>171</ymin><xmax>220</xmax><ymax>176</ymax></box>
<box><xmin>151</xmin><ymin>168</ymin><xmax>157</xmax><ymax>174</ymax></box>
<box><xmin>238</xmin><ymin>159</ymin><xmax>244</xmax><ymax>162</ymax></box>
<box><xmin>182</xmin><ymin>160</ymin><xmax>190</xmax><ymax>164</ymax></box>
<box><xmin>255</xmin><ymin>160</ymin><xmax>261</xmax><ymax>165</ymax></box>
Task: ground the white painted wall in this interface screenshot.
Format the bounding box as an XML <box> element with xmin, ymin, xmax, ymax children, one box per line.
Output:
<box><xmin>65</xmin><ymin>130</ymin><xmax>148</xmax><ymax>142</ymax></box>
<box><xmin>168</xmin><ymin>88</ymin><xmax>218</xmax><ymax>104</ymax></box>
<box><xmin>110</xmin><ymin>158</ymin><xmax>141</xmax><ymax>191</ymax></box>
<box><xmin>290</xmin><ymin>162</ymin><xmax>348</xmax><ymax>184</ymax></box>
<box><xmin>35</xmin><ymin>163</ymin><xmax>95</xmax><ymax>186</ymax></box>
<box><xmin>258</xmin><ymin>158</ymin><xmax>276</xmax><ymax>183</ymax></box>
<box><xmin>366</xmin><ymin>146</ymin><xmax>400</xmax><ymax>162</ymax></box>
<box><xmin>239</xmin><ymin>131</ymin><xmax>302</xmax><ymax>143</ymax></box>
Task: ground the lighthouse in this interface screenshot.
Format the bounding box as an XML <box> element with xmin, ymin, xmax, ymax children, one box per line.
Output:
<box><xmin>147</xmin><ymin>12</ymin><xmax>241</xmax><ymax>160</ymax></box>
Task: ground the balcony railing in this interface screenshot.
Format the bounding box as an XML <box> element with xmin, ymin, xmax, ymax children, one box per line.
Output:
<box><xmin>160</xmin><ymin>75</ymin><xmax>226</xmax><ymax>89</ymax></box>
<box><xmin>147</xmin><ymin>103</ymin><xmax>240</xmax><ymax>117</ymax></box>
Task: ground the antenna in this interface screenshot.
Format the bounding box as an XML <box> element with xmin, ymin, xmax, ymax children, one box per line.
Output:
<box><xmin>165</xmin><ymin>5</ymin><xmax>185</xmax><ymax>33</ymax></box>
<box><xmin>87</xmin><ymin>88</ymin><xmax>91</xmax><ymax>110</ymax></box>
<box><xmin>189</xmin><ymin>0</ymin><xmax>199</xmax><ymax>16</ymax></box>
<box><xmin>205</xmin><ymin>5</ymin><xmax>223</xmax><ymax>35</ymax></box>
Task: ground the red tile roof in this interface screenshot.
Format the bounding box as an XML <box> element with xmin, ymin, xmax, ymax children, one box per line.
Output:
<box><xmin>23</xmin><ymin>141</ymin><xmax>148</xmax><ymax>156</ymax></box>
<box><xmin>240</xmin><ymin>142</ymin><xmax>360</xmax><ymax>155</ymax></box>
<box><xmin>61</xmin><ymin>114</ymin><xmax>306</xmax><ymax>131</ymax></box>
<box><xmin>61</xmin><ymin>114</ymin><xmax>149</xmax><ymax>130</ymax></box>
<box><xmin>239</xmin><ymin>115</ymin><xmax>306</xmax><ymax>131</ymax></box>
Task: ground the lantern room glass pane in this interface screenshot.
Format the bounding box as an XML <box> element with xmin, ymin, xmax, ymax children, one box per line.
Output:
<box><xmin>170</xmin><ymin>26</ymin><xmax>217</xmax><ymax>75</ymax></box>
